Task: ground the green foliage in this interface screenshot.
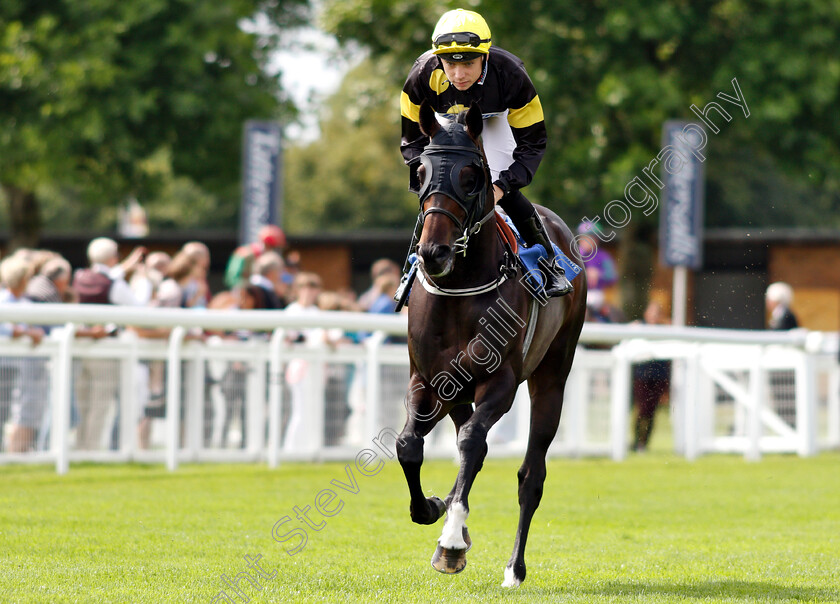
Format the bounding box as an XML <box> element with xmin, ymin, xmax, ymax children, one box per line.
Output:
<box><xmin>0</xmin><ymin>0</ymin><xmax>310</xmax><ymax>241</ymax></box>
<box><xmin>321</xmin><ymin>0</ymin><xmax>840</xmax><ymax>229</ymax></box>
<box><xmin>284</xmin><ymin>56</ymin><xmax>417</xmax><ymax>232</ymax></box>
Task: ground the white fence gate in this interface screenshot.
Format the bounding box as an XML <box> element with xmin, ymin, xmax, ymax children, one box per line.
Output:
<box><xmin>1</xmin><ymin>304</ymin><xmax>838</xmax><ymax>474</ymax></box>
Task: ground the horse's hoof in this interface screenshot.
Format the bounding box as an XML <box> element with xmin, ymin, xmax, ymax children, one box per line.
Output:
<box><xmin>410</xmin><ymin>496</ymin><xmax>447</xmax><ymax>525</ymax></box>
<box><xmin>431</xmin><ymin>543</ymin><xmax>467</xmax><ymax>574</ymax></box>
<box><xmin>429</xmin><ymin>496</ymin><xmax>446</xmax><ymax>520</ymax></box>
<box><xmin>502</xmin><ymin>563</ymin><xmax>525</xmax><ymax>587</ymax></box>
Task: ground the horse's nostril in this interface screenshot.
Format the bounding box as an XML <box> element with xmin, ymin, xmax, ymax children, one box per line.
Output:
<box><xmin>418</xmin><ymin>243</ymin><xmax>453</xmax><ymax>275</ymax></box>
<box><xmin>433</xmin><ymin>245</ymin><xmax>451</xmax><ymax>263</ymax></box>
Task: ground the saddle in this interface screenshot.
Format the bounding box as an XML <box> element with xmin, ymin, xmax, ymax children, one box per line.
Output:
<box><xmin>494</xmin><ymin>209</ymin><xmax>582</xmax><ymax>295</ymax></box>
<box><xmin>494</xmin><ymin>212</ymin><xmax>518</xmax><ymax>254</ymax></box>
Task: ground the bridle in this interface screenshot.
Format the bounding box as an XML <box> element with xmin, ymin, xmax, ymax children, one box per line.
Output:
<box><xmin>415</xmin><ymin>124</ymin><xmax>495</xmax><ymax>255</ymax></box>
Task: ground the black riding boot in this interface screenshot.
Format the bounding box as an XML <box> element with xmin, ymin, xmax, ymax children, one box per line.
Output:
<box><xmin>518</xmin><ymin>212</ymin><xmax>574</xmax><ymax>297</ymax></box>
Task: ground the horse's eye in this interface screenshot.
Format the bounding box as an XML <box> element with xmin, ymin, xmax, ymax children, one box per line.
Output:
<box><xmin>459</xmin><ymin>167</ymin><xmax>481</xmax><ymax>196</ymax></box>
<box><xmin>417</xmin><ymin>164</ymin><xmax>427</xmax><ymax>183</ymax></box>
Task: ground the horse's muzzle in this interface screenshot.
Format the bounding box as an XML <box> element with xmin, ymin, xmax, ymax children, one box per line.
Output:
<box><xmin>418</xmin><ymin>242</ymin><xmax>453</xmax><ymax>277</ymax></box>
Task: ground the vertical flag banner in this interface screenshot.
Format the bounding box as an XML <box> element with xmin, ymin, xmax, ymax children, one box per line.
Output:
<box><xmin>240</xmin><ymin>121</ymin><xmax>283</xmax><ymax>245</ymax></box>
<box><xmin>659</xmin><ymin>120</ymin><xmax>705</xmax><ymax>269</ymax></box>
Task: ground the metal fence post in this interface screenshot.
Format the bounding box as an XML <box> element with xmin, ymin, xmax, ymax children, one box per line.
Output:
<box><xmin>267</xmin><ymin>329</ymin><xmax>285</xmax><ymax>468</ymax></box>
<box><xmin>166</xmin><ymin>326</ymin><xmax>186</xmax><ymax>471</ymax></box>
<box><xmin>120</xmin><ymin>332</ymin><xmax>139</xmax><ymax>459</ymax></box>
<box><xmin>248</xmin><ymin>345</ymin><xmax>268</xmax><ymax>457</ymax></box>
<box><xmin>683</xmin><ymin>345</ymin><xmax>701</xmax><ymax>461</ymax></box>
<box><xmin>746</xmin><ymin>346</ymin><xmax>764</xmax><ymax>462</ymax></box>
<box><xmin>610</xmin><ymin>343</ymin><xmax>630</xmax><ymax>461</ymax></box>
<box><xmin>795</xmin><ymin>349</ymin><xmax>817</xmax><ymax>457</ymax></box>
<box><xmin>828</xmin><ymin>360</ymin><xmax>840</xmax><ymax>448</ymax></box>
<box><xmin>365</xmin><ymin>332</ymin><xmax>386</xmax><ymax>444</ymax></box>
<box><xmin>52</xmin><ymin>323</ymin><xmax>76</xmax><ymax>475</ymax></box>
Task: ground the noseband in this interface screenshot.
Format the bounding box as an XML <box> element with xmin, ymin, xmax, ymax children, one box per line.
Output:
<box><xmin>416</xmin><ymin>125</ymin><xmax>495</xmax><ymax>254</ymax></box>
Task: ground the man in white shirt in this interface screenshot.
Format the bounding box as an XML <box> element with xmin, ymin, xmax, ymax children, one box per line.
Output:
<box><xmin>71</xmin><ymin>237</ymin><xmax>145</xmax><ymax>450</ymax></box>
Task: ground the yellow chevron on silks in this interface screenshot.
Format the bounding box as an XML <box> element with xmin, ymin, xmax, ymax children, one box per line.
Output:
<box><xmin>429</xmin><ymin>69</ymin><xmax>450</xmax><ymax>94</ymax></box>
<box><xmin>508</xmin><ymin>96</ymin><xmax>544</xmax><ymax>129</ymax></box>
<box><xmin>401</xmin><ymin>91</ymin><xmax>420</xmax><ymax>122</ymax></box>
<box><xmin>445</xmin><ymin>104</ymin><xmax>468</xmax><ymax>115</ymax></box>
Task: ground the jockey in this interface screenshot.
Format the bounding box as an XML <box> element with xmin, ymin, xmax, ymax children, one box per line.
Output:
<box><xmin>398</xmin><ymin>8</ymin><xmax>573</xmax><ymax>299</ymax></box>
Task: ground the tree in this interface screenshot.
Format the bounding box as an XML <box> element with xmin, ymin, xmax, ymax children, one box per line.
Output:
<box><xmin>284</xmin><ymin>56</ymin><xmax>417</xmax><ymax>232</ymax></box>
<box><xmin>322</xmin><ymin>0</ymin><xmax>840</xmax><ymax>316</ymax></box>
<box><xmin>0</xmin><ymin>0</ymin><xmax>309</xmax><ymax>249</ymax></box>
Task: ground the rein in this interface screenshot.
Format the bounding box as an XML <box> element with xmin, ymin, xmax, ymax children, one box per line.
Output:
<box><xmin>416</xmin><ymin>251</ymin><xmax>514</xmax><ymax>296</ymax></box>
<box><xmin>416</xmin><ymin>216</ymin><xmax>518</xmax><ymax>298</ymax></box>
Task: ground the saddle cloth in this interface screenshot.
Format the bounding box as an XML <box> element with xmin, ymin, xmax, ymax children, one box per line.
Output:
<box><xmin>495</xmin><ymin>209</ymin><xmax>583</xmax><ymax>292</ymax></box>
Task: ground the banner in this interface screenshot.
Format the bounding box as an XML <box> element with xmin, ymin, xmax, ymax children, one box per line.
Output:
<box><xmin>659</xmin><ymin>120</ymin><xmax>705</xmax><ymax>269</ymax></box>
<box><xmin>240</xmin><ymin>121</ymin><xmax>283</xmax><ymax>245</ymax></box>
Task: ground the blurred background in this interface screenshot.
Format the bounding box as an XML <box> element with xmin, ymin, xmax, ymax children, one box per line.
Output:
<box><xmin>2</xmin><ymin>0</ymin><xmax>839</xmax><ymax>326</ymax></box>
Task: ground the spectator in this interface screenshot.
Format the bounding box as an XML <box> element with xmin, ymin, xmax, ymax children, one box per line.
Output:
<box><xmin>283</xmin><ymin>272</ymin><xmax>325</xmax><ymax>453</ymax></box>
<box><xmin>576</xmin><ymin>220</ymin><xmax>620</xmax><ymax>322</ymax></box>
<box><xmin>631</xmin><ymin>300</ymin><xmax>671</xmax><ymax>453</ymax></box>
<box><xmin>766</xmin><ymin>282</ymin><xmax>799</xmax><ymax>330</ymax></box>
<box><xmin>71</xmin><ymin>237</ymin><xmax>143</xmax><ymax>450</ymax></box>
<box><xmin>357</xmin><ymin>259</ymin><xmax>400</xmax><ymax>311</ymax></box>
<box><xmin>284</xmin><ymin>250</ymin><xmax>301</xmax><ymax>279</ymax></box>
<box><xmin>765</xmin><ymin>282</ymin><xmax>799</xmax><ymax>427</ymax></box>
<box><xmin>133</xmin><ymin>251</ymin><xmax>207</xmax><ymax>448</ymax></box>
<box><xmin>364</xmin><ymin>272</ymin><xmax>405</xmax><ymax>347</ymax></box>
<box><xmin>130</xmin><ymin>251</ymin><xmax>171</xmax><ymax>305</ymax></box>
<box><xmin>317</xmin><ymin>291</ymin><xmax>357</xmax><ymax>446</ymax></box>
<box><xmin>368</xmin><ymin>272</ymin><xmax>400</xmax><ymax>315</ymax></box>
<box><xmin>250</xmin><ymin>250</ymin><xmax>288</xmax><ymax>309</ymax></box>
<box><xmin>224</xmin><ymin>225</ymin><xmax>286</xmax><ymax>290</ymax></box>
<box><xmin>181</xmin><ymin>241</ymin><xmax>212</xmax><ymax>308</ymax></box>
<box><xmin>204</xmin><ymin>284</ymin><xmax>270</xmax><ymax>449</ymax></box>
<box><xmin>15</xmin><ymin>255</ymin><xmax>110</xmax><ymax>451</ymax></box>
<box><xmin>25</xmin><ymin>255</ymin><xmax>71</xmax><ymax>304</ymax></box>
<box><xmin>0</xmin><ymin>255</ymin><xmax>45</xmax><ymax>452</ymax></box>
<box><xmin>155</xmin><ymin>251</ymin><xmax>203</xmax><ymax>309</ymax></box>
<box><xmin>26</xmin><ymin>250</ymin><xmax>60</xmax><ymax>281</ymax></box>
<box><xmin>73</xmin><ymin>238</ymin><xmax>145</xmax><ymax>306</ymax></box>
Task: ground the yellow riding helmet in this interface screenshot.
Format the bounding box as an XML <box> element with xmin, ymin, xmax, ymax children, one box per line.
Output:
<box><xmin>431</xmin><ymin>9</ymin><xmax>492</xmax><ymax>58</ymax></box>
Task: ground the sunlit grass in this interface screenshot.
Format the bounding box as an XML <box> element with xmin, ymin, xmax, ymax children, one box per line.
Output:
<box><xmin>1</xmin><ymin>448</ymin><xmax>838</xmax><ymax>603</ymax></box>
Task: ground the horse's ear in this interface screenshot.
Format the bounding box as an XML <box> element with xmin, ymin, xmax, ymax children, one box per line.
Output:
<box><xmin>418</xmin><ymin>100</ymin><xmax>439</xmax><ymax>138</ymax></box>
<box><xmin>465</xmin><ymin>103</ymin><xmax>483</xmax><ymax>139</ymax></box>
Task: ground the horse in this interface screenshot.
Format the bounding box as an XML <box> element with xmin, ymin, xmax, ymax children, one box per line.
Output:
<box><xmin>396</xmin><ymin>100</ymin><xmax>588</xmax><ymax>587</ymax></box>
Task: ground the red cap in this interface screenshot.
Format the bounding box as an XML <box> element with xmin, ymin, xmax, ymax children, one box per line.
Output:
<box><xmin>259</xmin><ymin>224</ymin><xmax>286</xmax><ymax>248</ymax></box>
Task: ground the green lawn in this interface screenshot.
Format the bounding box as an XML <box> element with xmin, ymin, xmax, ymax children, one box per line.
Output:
<box><xmin>1</xmin><ymin>450</ymin><xmax>838</xmax><ymax>603</ymax></box>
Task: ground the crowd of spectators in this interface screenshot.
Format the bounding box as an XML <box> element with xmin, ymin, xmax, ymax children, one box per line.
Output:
<box><xmin>1</xmin><ymin>223</ymin><xmax>807</xmax><ymax>456</ymax></box>
<box><xmin>0</xmin><ymin>227</ymin><xmax>407</xmax><ymax>454</ymax></box>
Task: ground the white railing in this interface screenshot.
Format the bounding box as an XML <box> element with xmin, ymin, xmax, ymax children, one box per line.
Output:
<box><xmin>1</xmin><ymin>304</ymin><xmax>838</xmax><ymax>474</ymax></box>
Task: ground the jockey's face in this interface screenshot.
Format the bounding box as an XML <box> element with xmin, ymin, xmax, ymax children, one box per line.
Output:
<box><xmin>440</xmin><ymin>57</ymin><xmax>483</xmax><ymax>91</ymax></box>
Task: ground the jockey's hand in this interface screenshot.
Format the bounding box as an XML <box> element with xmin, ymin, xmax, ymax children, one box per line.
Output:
<box><xmin>493</xmin><ymin>184</ymin><xmax>504</xmax><ymax>203</ymax></box>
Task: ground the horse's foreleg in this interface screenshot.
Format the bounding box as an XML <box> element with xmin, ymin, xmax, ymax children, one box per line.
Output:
<box><xmin>503</xmin><ymin>355</ymin><xmax>571</xmax><ymax>588</ymax></box>
<box><xmin>432</xmin><ymin>368</ymin><xmax>517</xmax><ymax>574</ymax></box>
<box><xmin>397</xmin><ymin>375</ymin><xmax>448</xmax><ymax>525</ymax></box>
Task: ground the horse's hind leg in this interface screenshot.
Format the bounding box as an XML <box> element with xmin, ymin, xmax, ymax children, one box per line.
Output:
<box><xmin>503</xmin><ymin>350</ymin><xmax>573</xmax><ymax>587</ymax></box>
<box><xmin>397</xmin><ymin>375</ymin><xmax>449</xmax><ymax>525</ymax></box>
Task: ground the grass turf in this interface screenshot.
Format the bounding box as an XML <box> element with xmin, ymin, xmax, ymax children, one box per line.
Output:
<box><xmin>1</xmin><ymin>450</ymin><xmax>838</xmax><ymax>603</ymax></box>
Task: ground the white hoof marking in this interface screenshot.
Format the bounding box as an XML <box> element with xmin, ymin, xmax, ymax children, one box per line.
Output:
<box><xmin>438</xmin><ymin>502</ymin><xmax>469</xmax><ymax>549</ymax></box>
<box><xmin>501</xmin><ymin>565</ymin><xmax>522</xmax><ymax>588</ymax></box>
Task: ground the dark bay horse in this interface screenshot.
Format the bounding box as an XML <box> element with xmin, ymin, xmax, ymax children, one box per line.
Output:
<box><xmin>396</xmin><ymin>101</ymin><xmax>588</xmax><ymax>587</ymax></box>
